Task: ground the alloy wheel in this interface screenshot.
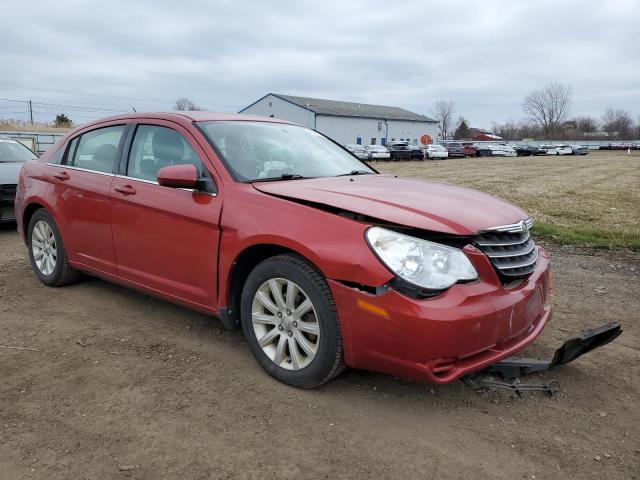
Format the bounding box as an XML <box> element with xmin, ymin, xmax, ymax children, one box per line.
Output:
<box><xmin>31</xmin><ymin>220</ymin><xmax>57</xmax><ymax>276</ymax></box>
<box><xmin>251</xmin><ymin>278</ymin><xmax>320</xmax><ymax>370</ymax></box>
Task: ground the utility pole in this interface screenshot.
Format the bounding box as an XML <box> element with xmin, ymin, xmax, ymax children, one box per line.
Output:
<box><xmin>28</xmin><ymin>100</ymin><xmax>33</xmax><ymax>125</ymax></box>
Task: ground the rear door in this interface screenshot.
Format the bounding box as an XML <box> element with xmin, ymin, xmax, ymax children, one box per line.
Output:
<box><xmin>49</xmin><ymin>123</ymin><xmax>128</xmax><ymax>274</ymax></box>
<box><xmin>109</xmin><ymin>120</ymin><xmax>222</xmax><ymax>309</ymax></box>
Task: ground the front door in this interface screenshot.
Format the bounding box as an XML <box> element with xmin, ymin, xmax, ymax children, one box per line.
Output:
<box><xmin>49</xmin><ymin>123</ymin><xmax>128</xmax><ymax>275</ymax></box>
<box><xmin>109</xmin><ymin>121</ymin><xmax>222</xmax><ymax>309</ymax></box>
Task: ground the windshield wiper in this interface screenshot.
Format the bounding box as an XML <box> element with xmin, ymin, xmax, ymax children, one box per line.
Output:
<box><xmin>250</xmin><ymin>173</ymin><xmax>309</xmax><ymax>183</ymax></box>
<box><xmin>337</xmin><ymin>170</ymin><xmax>374</xmax><ymax>177</ymax></box>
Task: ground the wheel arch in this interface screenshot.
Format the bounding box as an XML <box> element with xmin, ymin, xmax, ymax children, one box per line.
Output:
<box><xmin>224</xmin><ymin>243</ymin><xmax>325</xmax><ymax>330</ymax></box>
<box><xmin>22</xmin><ymin>202</ymin><xmax>47</xmax><ymax>242</ymax></box>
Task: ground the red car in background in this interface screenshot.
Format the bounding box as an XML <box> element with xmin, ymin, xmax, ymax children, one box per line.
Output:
<box><xmin>463</xmin><ymin>144</ymin><xmax>478</xmax><ymax>157</ymax></box>
<box><xmin>15</xmin><ymin>112</ymin><xmax>551</xmax><ymax>388</ymax></box>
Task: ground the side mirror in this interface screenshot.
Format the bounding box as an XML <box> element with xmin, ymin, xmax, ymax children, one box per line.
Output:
<box><xmin>157</xmin><ymin>164</ymin><xmax>198</xmax><ymax>189</ymax></box>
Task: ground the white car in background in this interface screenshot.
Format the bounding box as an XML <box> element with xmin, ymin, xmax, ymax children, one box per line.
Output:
<box><xmin>345</xmin><ymin>144</ymin><xmax>369</xmax><ymax>160</ymax></box>
<box><xmin>424</xmin><ymin>144</ymin><xmax>449</xmax><ymax>159</ymax></box>
<box><xmin>487</xmin><ymin>144</ymin><xmax>517</xmax><ymax>157</ymax></box>
<box><xmin>541</xmin><ymin>144</ymin><xmax>573</xmax><ymax>155</ymax></box>
<box><xmin>365</xmin><ymin>145</ymin><xmax>390</xmax><ymax>160</ymax></box>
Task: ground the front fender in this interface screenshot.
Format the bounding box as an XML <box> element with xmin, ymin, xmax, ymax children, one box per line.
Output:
<box><xmin>217</xmin><ymin>189</ymin><xmax>394</xmax><ymax>309</ymax></box>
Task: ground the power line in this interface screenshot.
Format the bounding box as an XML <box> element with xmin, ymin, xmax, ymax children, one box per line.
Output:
<box><xmin>0</xmin><ymin>81</ymin><xmax>170</xmax><ymax>106</ymax></box>
<box><xmin>0</xmin><ymin>82</ymin><xmax>244</xmax><ymax>110</ymax></box>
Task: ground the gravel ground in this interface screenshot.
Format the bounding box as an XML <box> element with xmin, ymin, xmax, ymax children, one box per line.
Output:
<box><xmin>1</xmin><ymin>225</ymin><xmax>639</xmax><ymax>479</ymax></box>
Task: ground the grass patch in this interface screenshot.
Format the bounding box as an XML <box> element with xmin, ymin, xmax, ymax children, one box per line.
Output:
<box><xmin>532</xmin><ymin>222</ymin><xmax>640</xmax><ymax>251</ymax></box>
<box><xmin>375</xmin><ymin>151</ymin><xmax>640</xmax><ymax>251</ymax></box>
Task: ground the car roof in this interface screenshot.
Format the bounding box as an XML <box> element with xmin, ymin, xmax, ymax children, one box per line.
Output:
<box><xmin>64</xmin><ymin>111</ymin><xmax>295</xmax><ymax>137</ymax></box>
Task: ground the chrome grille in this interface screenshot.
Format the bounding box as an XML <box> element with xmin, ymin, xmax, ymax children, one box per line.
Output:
<box><xmin>474</xmin><ymin>218</ymin><xmax>538</xmax><ymax>280</ymax></box>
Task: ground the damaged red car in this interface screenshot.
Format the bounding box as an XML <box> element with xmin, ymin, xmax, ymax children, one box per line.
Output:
<box><xmin>15</xmin><ymin>112</ymin><xmax>552</xmax><ymax>388</ymax></box>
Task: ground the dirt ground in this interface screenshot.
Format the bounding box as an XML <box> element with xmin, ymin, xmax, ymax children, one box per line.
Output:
<box><xmin>1</xmin><ymin>223</ymin><xmax>639</xmax><ymax>479</ymax></box>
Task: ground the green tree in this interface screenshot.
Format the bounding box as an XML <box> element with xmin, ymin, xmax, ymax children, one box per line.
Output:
<box><xmin>453</xmin><ymin>117</ymin><xmax>470</xmax><ymax>139</ymax></box>
<box><xmin>53</xmin><ymin>114</ymin><xmax>73</xmax><ymax>128</ymax></box>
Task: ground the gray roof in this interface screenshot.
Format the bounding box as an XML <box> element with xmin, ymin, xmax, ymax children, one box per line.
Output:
<box><xmin>269</xmin><ymin>94</ymin><xmax>437</xmax><ymax>123</ymax></box>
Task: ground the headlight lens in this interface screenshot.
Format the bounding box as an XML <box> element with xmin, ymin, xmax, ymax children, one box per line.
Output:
<box><xmin>366</xmin><ymin>227</ymin><xmax>478</xmax><ymax>290</ymax></box>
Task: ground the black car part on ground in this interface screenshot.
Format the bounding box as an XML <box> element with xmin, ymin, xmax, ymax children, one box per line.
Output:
<box><xmin>463</xmin><ymin>322</ymin><xmax>622</xmax><ymax>395</ymax></box>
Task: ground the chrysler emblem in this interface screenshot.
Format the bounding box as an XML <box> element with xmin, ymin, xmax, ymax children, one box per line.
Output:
<box><xmin>520</xmin><ymin>220</ymin><xmax>529</xmax><ymax>234</ymax></box>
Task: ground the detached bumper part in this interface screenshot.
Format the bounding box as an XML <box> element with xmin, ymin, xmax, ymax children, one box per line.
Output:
<box><xmin>485</xmin><ymin>322</ymin><xmax>622</xmax><ymax>381</ymax></box>
<box><xmin>466</xmin><ymin>322</ymin><xmax>622</xmax><ymax>395</ymax></box>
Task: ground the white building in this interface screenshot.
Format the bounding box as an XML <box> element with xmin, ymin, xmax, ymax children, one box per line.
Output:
<box><xmin>239</xmin><ymin>93</ymin><xmax>439</xmax><ymax>147</ymax></box>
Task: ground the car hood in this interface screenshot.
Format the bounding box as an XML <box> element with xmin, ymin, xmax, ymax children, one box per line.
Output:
<box><xmin>252</xmin><ymin>174</ymin><xmax>529</xmax><ymax>235</ymax></box>
<box><xmin>0</xmin><ymin>162</ymin><xmax>23</xmax><ymax>184</ymax></box>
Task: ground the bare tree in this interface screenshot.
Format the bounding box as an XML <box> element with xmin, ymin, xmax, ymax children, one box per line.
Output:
<box><xmin>522</xmin><ymin>82</ymin><xmax>572</xmax><ymax>138</ymax></box>
<box><xmin>432</xmin><ymin>100</ymin><xmax>455</xmax><ymax>140</ymax></box>
<box><xmin>492</xmin><ymin>119</ymin><xmax>521</xmax><ymax>141</ymax></box>
<box><xmin>573</xmin><ymin>116</ymin><xmax>599</xmax><ymax>133</ymax></box>
<box><xmin>602</xmin><ymin>108</ymin><xmax>633</xmax><ymax>139</ymax></box>
<box><xmin>174</xmin><ymin>97</ymin><xmax>203</xmax><ymax>111</ymax></box>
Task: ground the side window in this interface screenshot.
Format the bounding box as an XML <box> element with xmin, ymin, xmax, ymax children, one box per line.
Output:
<box><xmin>46</xmin><ymin>145</ymin><xmax>65</xmax><ymax>165</ymax></box>
<box><xmin>69</xmin><ymin>125</ymin><xmax>125</xmax><ymax>174</ymax></box>
<box><xmin>127</xmin><ymin>125</ymin><xmax>206</xmax><ymax>182</ymax></box>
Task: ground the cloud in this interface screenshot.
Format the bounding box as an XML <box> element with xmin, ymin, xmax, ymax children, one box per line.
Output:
<box><xmin>1</xmin><ymin>0</ymin><xmax>638</xmax><ymax>127</ymax></box>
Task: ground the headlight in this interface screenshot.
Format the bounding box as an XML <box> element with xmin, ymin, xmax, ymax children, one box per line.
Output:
<box><xmin>366</xmin><ymin>227</ymin><xmax>478</xmax><ymax>290</ymax></box>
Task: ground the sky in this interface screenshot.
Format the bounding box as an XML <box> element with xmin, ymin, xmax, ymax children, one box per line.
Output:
<box><xmin>1</xmin><ymin>0</ymin><xmax>638</xmax><ymax>129</ymax></box>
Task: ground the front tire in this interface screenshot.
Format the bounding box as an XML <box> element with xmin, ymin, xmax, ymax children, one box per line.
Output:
<box><xmin>240</xmin><ymin>254</ymin><xmax>344</xmax><ymax>388</ymax></box>
<box><xmin>27</xmin><ymin>209</ymin><xmax>80</xmax><ymax>287</ymax></box>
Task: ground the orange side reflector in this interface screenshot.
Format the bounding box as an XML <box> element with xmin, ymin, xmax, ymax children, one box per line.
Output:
<box><xmin>356</xmin><ymin>299</ymin><xmax>390</xmax><ymax>319</ymax></box>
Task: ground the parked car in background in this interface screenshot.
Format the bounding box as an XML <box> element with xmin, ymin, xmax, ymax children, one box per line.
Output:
<box><xmin>345</xmin><ymin>144</ymin><xmax>368</xmax><ymax>160</ymax></box>
<box><xmin>425</xmin><ymin>144</ymin><xmax>449</xmax><ymax>160</ymax></box>
<box><xmin>408</xmin><ymin>144</ymin><xmax>425</xmax><ymax>160</ymax></box>
<box><xmin>541</xmin><ymin>144</ymin><xmax>573</xmax><ymax>155</ymax></box>
<box><xmin>471</xmin><ymin>143</ymin><xmax>493</xmax><ymax>157</ymax></box>
<box><xmin>439</xmin><ymin>141</ymin><xmax>466</xmax><ymax>158</ymax></box>
<box><xmin>462</xmin><ymin>144</ymin><xmax>478</xmax><ymax>157</ymax></box>
<box><xmin>364</xmin><ymin>145</ymin><xmax>390</xmax><ymax>161</ymax></box>
<box><xmin>386</xmin><ymin>142</ymin><xmax>412</xmax><ymax>161</ymax></box>
<box><xmin>486</xmin><ymin>144</ymin><xmax>517</xmax><ymax>157</ymax></box>
<box><xmin>0</xmin><ymin>136</ymin><xmax>38</xmax><ymax>223</ymax></box>
<box><xmin>515</xmin><ymin>145</ymin><xmax>547</xmax><ymax>156</ymax></box>
<box><xmin>598</xmin><ymin>143</ymin><xmax>640</xmax><ymax>150</ymax></box>
<box><xmin>570</xmin><ymin>145</ymin><xmax>589</xmax><ymax>155</ymax></box>
<box><xmin>15</xmin><ymin>111</ymin><xmax>551</xmax><ymax>388</ymax></box>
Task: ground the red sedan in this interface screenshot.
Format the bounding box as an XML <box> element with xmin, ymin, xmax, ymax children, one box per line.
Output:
<box><xmin>15</xmin><ymin>112</ymin><xmax>552</xmax><ymax>388</ymax></box>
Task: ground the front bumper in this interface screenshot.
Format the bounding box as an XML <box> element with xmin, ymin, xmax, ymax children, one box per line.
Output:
<box><xmin>330</xmin><ymin>246</ymin><xmax>553</xmax><ymax>384</ymax></box>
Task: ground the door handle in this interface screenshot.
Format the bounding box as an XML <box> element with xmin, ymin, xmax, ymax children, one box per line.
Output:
<box><xmin>114</xmin><ymin>185</ymin><xmax>137</xmax><ymax>195</ymax></box>
<box><xmin>54</xmin><ymin>171</ymin><xmax>70</xmax><ymax>181</ymax></box>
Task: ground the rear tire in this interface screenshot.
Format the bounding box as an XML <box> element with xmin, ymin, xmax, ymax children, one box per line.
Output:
<box><xmin>240</xmin><ymin>254</ymin><xmax>344</xmax><ymax>388</ymax></box>
<box><xmin>27</xmin><ymin>209</ymin><xmax>80</xmax><ymax>287</ymax></box>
